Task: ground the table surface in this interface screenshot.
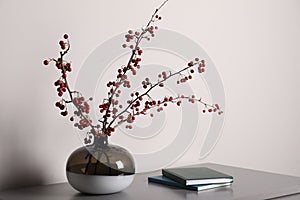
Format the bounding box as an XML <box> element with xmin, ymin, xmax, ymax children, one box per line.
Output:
<box><xmin>1</xmin><ymin>163</ymin><xmax>300</xmax><ymax>200</ymax></box>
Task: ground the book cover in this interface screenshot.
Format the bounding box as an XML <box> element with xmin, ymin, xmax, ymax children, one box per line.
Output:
<box><xmin>162</xmin><ymin>167</ymin><xmax>233</xmax><ymax>186</ymax></box>
<box><xmin>148</xmin><ymin>175</ymin><xmax>232</xmax><ymax>191</ymax></box>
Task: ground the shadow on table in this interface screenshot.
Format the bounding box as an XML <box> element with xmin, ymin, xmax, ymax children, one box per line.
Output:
<box><xmin>70</xmin><ymin>192</ymin><xmax>131</xmax><ymax>200</ymax></box>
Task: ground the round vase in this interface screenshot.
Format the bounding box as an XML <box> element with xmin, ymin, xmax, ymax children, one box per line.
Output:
<box><xmin>66</xmin><ymin>143</ymin><xmax>135</xmax><ymax>194</ymax></box>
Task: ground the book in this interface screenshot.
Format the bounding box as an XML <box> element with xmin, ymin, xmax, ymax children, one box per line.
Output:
<box><xmin>162</xmin><ymin>167</ymin><xmax>233</xmax><ymax>186</ymax></box>
<box><xmin>148</xmin><ymin>175</ymin><xmax>232</xmax><ymax>191</ymax></box>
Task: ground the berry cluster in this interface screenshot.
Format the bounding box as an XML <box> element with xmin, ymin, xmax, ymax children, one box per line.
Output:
<box><xmin>198</xmin><ymin>59</ymin><xmax>206</xmax><ymax>73</ymax></box>
<box><xmin>99</xmin><ymin>102</ymin><xmax>111</xmax><ymax>114</ymax></box>
<box><xmin>202</xmin><ymin>104</ymin><xmax>223</xmax><ymax>115</ymax></box>
<box><xmin>60</xmin><ymin>34</ymin><xmax>69</xmax><ymax>48</ymax></box>
<box><xmin>44</xmin><ymin>34</ymin><xmax>74</xmax><ymax>118</ymax></box>
<box><xmin>175</xmin><ymin>58</ymin><xmax>206</xmax><ymax>84</ymax></box>
<box><xmin>122</xmin><ymin>14</ymin><xmax>161</xmax><ymax>50</ymax></box>
<box><xmin>74</xmin><ymin>118</ymin><xmax>92</xmax><ymax>130</ymax></box>
<box><xmin>73</xmin><ymin>97</ymin><xmax>91</xmax><ymax>114</ymax></box>
<box><xmin>122</xmin><ymin>30</ymin><xmax>138</xmax><ymax>49</ymax></box>
<box><xmin>44</xmin><ymin>33</ymin><xmax>102</xmax><ymax>145</ymax></box>
<box><xmin>55</xmin><ymin>101</ymin><xmax>68</xmax><ymax>116</ymax></box>
<box><xmin>120</xmin><ymin>45</ymin><xmax>143</xmax><ymax>78</ymax></box>
<box><xmin>54</xmin><ymin>79</ymin><xmax>68</xmax><ymax>97</ymax></box>
<box><xmin>105</xmin><ymin>127</ymin><xmax>115</xmax><ymax>136</ymax></box>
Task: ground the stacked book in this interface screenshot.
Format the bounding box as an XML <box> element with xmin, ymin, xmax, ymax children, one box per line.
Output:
<box><xmin>148</xmin><ymin>167</ymin><xmax>233</xmax><ymax>192</ymax></box>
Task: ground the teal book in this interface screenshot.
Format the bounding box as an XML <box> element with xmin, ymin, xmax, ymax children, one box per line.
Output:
<box><xmin>148</xmin><ymin>175</ymin><xmax>232</xmax><ymax>191</ymax></box>
<box><xmin>162</xmin><ymin>167</ymin><xmax>233</xmax><ymax>186</ymax></box>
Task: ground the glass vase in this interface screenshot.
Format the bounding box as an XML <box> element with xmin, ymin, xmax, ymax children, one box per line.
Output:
<box><xmin>66</xmin><ymin>138</ymin><xmax>135</xmax><ymax>194</ymax></box>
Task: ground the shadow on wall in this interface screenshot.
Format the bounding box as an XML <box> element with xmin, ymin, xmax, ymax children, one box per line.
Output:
<box><xmin>0</xmin><ymin>124</ymin><xmax>46</xmax><ymax>191</ymax></box>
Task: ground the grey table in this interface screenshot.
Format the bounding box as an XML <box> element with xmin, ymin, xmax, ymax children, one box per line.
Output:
<box><xmin>1</xmin><ymin>163</ymin><xmax>300</xmax><ymax>200</ymax></box>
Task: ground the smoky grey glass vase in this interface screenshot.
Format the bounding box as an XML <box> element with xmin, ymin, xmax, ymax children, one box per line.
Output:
<box><xmin>66</xmin><ymin>142</ymin><xmax>135</xmax><ymax>194</ymax></box>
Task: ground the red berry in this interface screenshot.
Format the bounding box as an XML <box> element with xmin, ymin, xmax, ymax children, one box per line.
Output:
<box><xmin>61</xmin><ymin>111</ymin><xmax>68</xmax><ymax>116</ymax></box>
<box><xmin>66</xmin><ymin>67</ymin><xmax>71</xmax><ymax>72</ymax></box>
<box><xmin>56</xmin><ymin>63</ymin><xmax>62</xmax><ymax>69</ymax></box>
<box><xmin>43</xmin><ymin>60</ymin><xmax>49</xmax><ymax>65</ymax></box>
<box><xmin>59</xmin><ymin>104</ymin><xmax>65</xmax><ymax>110</ymax></box>
<box><xmin>70</xmin><ymin>116</ymin><xmax>74</xmax><ymax>121</ymax></box>
<box><xmin>54</xmin><ymin>80</ymin><xmax>59</xmax><ymax>86</ymax></box>
<box><xmin>59</xmin><ymin>41</ymin><xmax>65</xmax><ymax>49</ymax></box>
<box><xmin>63</xmin><ymin>34</ymin><xmax>69</xmax><ymax>39</ymax></box>
<box><xmin>55</xmin><ymin>102</ymin><xmax>61</xmax><ymax>107</ymax></box>
<box><xmin>188</xmin><ymin>62</ymin><xmax>193</xmax><ymax>67</ymax></box>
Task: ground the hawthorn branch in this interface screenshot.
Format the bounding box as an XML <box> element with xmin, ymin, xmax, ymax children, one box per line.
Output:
<box><xmin>102</xmin><ymin>0</ymin><xmax>168</xmax><ymax>134</ymax></box>
<box><xmin>56</xmin><ymin>42</ymin><xmax>99</xmax><ymax>142</ymax></box>
<box><xmin>107</xmin><ymin>61</ymin><xmax>203</xmax><ymax>128</ymax></box>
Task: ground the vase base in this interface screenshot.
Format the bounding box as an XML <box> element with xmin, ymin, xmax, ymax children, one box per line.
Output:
<box><xmin>66</xmin><ymin>171</ymin><xmax>135</xmax><ymax>194</ymax></box>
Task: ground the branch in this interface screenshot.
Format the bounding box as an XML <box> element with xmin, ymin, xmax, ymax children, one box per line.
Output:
<box><xmin>107</xmin><ymin>60</ymin><xmax>206</xmax><ymax>128</ymax></box>
<box><xmin>102</xmin><ymin>0</ymin><xmax>169</xmax><ymax>134</ymax></box>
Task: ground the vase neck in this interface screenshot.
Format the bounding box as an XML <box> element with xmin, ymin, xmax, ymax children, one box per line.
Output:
<box><xmin>94</xmin><ymin>136</ymin><xmax>108</xmax><ymax>148</ymax></box>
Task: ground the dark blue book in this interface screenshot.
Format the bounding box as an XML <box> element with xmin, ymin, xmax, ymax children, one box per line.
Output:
<box><xmin>162</xmin><ymin>167</ymin><xmax>233</xmax><ymax>186</ymax></box>
<box><xmin>148</xmin><ymin>175</ymin><xmax>231</xmax><ymax>191</ymax></box>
